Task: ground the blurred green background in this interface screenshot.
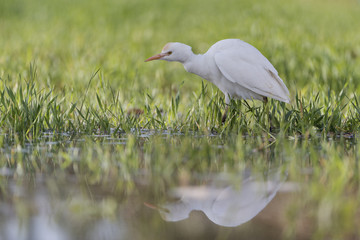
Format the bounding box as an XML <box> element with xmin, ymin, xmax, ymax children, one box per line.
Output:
<box><xmin>1</xmin><ymin>0</ymin><xmax>359</xmax><ymax>104</ymax></box>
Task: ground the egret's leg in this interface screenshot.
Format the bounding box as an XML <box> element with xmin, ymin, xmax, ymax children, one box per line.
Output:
<box><xmin>263</xmin><ymin>97</ymin><xmax>268</xmax><ymax>105</ymax></box>
<box><xmin>222</xmin><ymin>106</ymin><xmax>229</xmax><ymax>123</ymax></box>
<box><xmin>263</xmin><ymin>97</ymin><xmax>272</xmax><ymax>131</ymax></box>
<box><xmin>222</xmin><ymin>94</ymin><xmax>231</xmax><ymax>123</ymax></box>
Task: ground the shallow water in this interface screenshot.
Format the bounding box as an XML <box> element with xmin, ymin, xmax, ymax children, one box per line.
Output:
<box><xmin>0</xmin><ymin>132</ymin><xmax>359</xmax><ymax>240</ymax></box>
<box><xmin>0</xmin><ymin>169</ymin><xmax>298</xmax><ymax>240</ymax></box>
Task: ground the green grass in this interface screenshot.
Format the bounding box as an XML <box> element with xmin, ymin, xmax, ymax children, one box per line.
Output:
<box><xmin>1</xmin><ymin>0</ymin><xmax>360</xmax><ymax>239</ymax></box>
<box><xmin>0</xmin><ymin>65</ymin><xmax>359</xmax><ymax>142</ymax></box>
<box><xmin>0</xmin><ymin>0</ymin><xmax>359</xmax><ymax>140</ymax></box>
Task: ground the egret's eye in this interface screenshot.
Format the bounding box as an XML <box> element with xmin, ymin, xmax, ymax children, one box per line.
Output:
<box><xmin>167</xmin><ymin>51</ymin><xmax>173</xmax><ymax>55</ymax></box>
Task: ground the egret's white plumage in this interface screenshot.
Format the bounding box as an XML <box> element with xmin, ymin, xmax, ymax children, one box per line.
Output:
<box><xmin>145</xmin><ymin>39</ymin><xmax>290</xmax><ymax>120</ymax></box>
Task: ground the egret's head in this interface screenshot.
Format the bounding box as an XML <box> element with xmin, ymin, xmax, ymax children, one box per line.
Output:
<box><xmin>145</xmin><ymin>42</ymin><xmax>193</xmax><ymax>63</ymax></box>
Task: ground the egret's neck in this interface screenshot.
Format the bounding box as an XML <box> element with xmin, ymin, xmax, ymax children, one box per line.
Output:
<box><xmin>183</xmin><ymin>54</ymin><xmax>209</xmax><ymax>80</ymax></box>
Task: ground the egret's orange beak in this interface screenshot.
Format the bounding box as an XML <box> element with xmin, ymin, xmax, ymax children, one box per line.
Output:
<box><xmin>144</xmin><ymin>202</ymin><xmax>170</xmax><ymax>213</ymax></box>
<box><xmin>145</xmin><ymin>53</ymin><xmax>167</xmax><ymax>62</ymax></box>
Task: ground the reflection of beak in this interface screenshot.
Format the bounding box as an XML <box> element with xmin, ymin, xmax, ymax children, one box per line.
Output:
<box><xmin>145</xmin><ymin>53</ymin><xmax>167</xmax><ymax>62</ymax></box>
<box><xmin>144</xmin><ymin>202</ymin><xmax>170</xmax><ymax>213</ymax></box>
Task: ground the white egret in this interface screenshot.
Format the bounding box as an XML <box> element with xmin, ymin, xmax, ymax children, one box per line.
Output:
<box><xmin>145</xmin><ymin>169</ymin><xmax>285</xmax><ymax>227</ymax></box>
<box><xmin>145</xmin><ymin>39</ymin><xmax>290</xmax><ymax>122</ymax></box>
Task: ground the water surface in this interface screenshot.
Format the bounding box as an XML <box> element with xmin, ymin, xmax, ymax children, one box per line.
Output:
<box><xmin>0</xmin><ymin>132</ymin><xmax>358</xmax><ymax>240</ymax></box>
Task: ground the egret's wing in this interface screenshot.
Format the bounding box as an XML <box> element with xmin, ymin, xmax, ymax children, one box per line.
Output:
<box><xmin>204</xmin><ymin>169</ymin><xmax>285</xmax><ymax>227</ymax></box>
<box><xmin>214</xmin><ymin>46</ymin><xmax>290</xmax><ymax>102</ymax></box>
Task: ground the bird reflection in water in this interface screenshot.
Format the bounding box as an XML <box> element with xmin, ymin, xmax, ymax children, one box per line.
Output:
<box><xmin>145</xmin><ymin>169</ymin><xmax>286</xmax><ymax>227</ymax></box>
